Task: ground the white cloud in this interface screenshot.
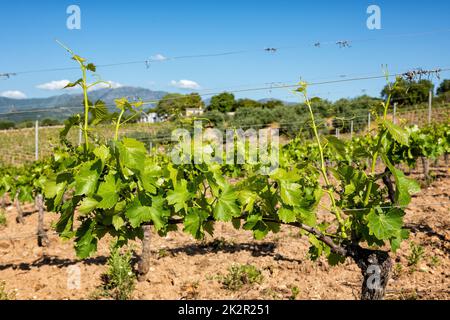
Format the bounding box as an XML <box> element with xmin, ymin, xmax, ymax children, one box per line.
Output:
<box><xmin>0</xmin><ymin>90</ymin><xmax>27</xmax><ymax>99</ymax></box>
<box><xmin>170</xmin><ymin>79</ymin><xmax>201</xmax><ymax>90</ymax></box>
<box><xmin>36</xmin><ymin>80</ymin><xmax>74</xmax><ymax>91</ymax></box>
<box><xmin>89</xmin><ymin>80</ymin><xmax>123</xmax><ymax>91</ymax></box>
<box><xmin>151</xmin><ymin>54</ymin><xmax>167</xmax><ymax>61</ymax></box>
<box><xmin>36</xmin><ymin>79</ymin><xmax>122</xmax><ymax>91</ymax></box>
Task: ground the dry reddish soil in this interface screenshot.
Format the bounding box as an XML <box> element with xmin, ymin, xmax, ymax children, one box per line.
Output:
<box><xmin>0</xmin><ymin>165</ymin><xmax>449</xmax><ymax>300</ymax></box>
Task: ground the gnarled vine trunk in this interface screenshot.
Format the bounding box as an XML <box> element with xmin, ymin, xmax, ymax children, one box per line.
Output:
<box><xmin>421</xmin><ymin>157</ymin><xmax>430</xmax><ymax>183</ymax></box>
<box><xmin>15</xmin><ymin>190</ymin><xmax>24</xmax><ymax>224</ymax></box>
<box><xmin>36</xmin><ymin>194</ymin><xmax>49</xmax><ymax>247</ymax></box>
<box><xmin>137</xmin><ymin>224</ymin><xmax>152</xmax><ymax>281</ymax></box>
<box><xmin>382</xmin><ymin>168</ymin><xmax>395</xmax><ymax>203</ymax></box>
<box><xmin>433</xmin><ymin>158</ymin><xmax>439</xmax><ymax>167</ymax></box>
<box><xmin>347</xmin><ymin>245</ymin><xmax>392</xmax><ymax>300</ymax></box>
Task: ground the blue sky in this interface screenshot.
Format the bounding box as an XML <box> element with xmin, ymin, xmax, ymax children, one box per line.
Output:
<box><xmin>0</xmin><ymin>0</ymin><xmax>450</xmax><ymax>103</ymax></box>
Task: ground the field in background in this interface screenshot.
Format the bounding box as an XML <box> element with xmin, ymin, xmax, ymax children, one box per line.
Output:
<box><xmin>0</xmin><ymin>105</ymin><xmax>449</xmax><ymax>167</ymax></box>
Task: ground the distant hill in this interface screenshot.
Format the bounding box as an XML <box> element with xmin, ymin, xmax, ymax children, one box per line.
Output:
<box><xmin>0</xmin><ymin>87</ymin><xmax>168</xmax><ymax>122</ymax></box>
<box><xmin>0</xmin><ymin>87</ymin><xmax>300</xmax><ymax>122</ymax></box>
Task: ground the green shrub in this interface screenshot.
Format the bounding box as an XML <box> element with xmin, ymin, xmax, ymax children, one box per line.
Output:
<box><xmin>0</xmin><ymin>121</ymin><xmax>15</xmax><ymax>130</ymax></box>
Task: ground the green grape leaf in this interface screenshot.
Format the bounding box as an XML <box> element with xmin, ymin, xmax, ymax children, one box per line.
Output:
<box><xmin>74</xmin><ymin>160</ymin><xmax>102</xmax><ymax>196</ymax></box>
<box><xmin>279</xmin><ymin>181</ymin><xmax>301</xmax><ymax>206</ymax></box>
<box><xmin>112</xmin><ymin>215</ymin><xmax>125</xmax><ymax>231</ymax></box>
<box><xmin>74</xmin><ymin>219</ymin><xmax>97</xmax><ymax>259</ymax></box>
<box><xmin>382</xmin><ymin>154</ymin><xmax>420</xmax><ymax>206</ymax></box>
<box><xmin>326</xmin><ymin>136</ymin><xmax>347</xmax><ymax>159</ymax></box>
<box><xmin>56</xmin><ymin>199</ymin><xmax>77</xmax><ymax>239</ymax></box>
<box><xmin>148</xmin><ymin>196</ymin><xmax>170</xmax><ymax>231</ymax></box>
<box><xmin>243</xmin><ymin>214</ymin><xmax>260</xmax><ymax>230</ymax></box>
<box><xmin>97</xmin><ymin>173</ymin><xmax>118</xmax><ymax>209</ymax></box>
<box><xmin>297</xmin><ymin>207</ymin><xmax>317</xmax><ymax>227</ymax></box>
<box><xmin>93</xmin><ymin>145</ymin><xmax>111</xmax><ymax>166</ymax></box>
<box><xmin>59</xmin><ymin>115</ymin><xmax>80</xmax><ymax>140</ymax></box>
<box><xmin>253</xmin><ymin>223</ymin><xmax>269</xmax><ymax>240</ymax></box>
<box><xmin>383</xmin><ymin>120</ymin><xmax>409</xmax><ymax>146</ymax></box>
<box><xmin>78</xmin><ymin>197</ymin><xmax>99</xmax><ymax>215</ymax></box>
<box><xmin>72</xmin><ymin>55</ymin><xmax>86</xmax><ymax>63</ymax></box>
<box><xmin>64</xmin><ymin>78</ymin><xmax>82</xmax><ymax>88</ymax></box>
<box><xmin>114</xmin><ymin>97</ymin><xmax>132</xmax><ymax>111</ymax></box>
<box><xmin>118</xmin><ymin>138</ymin><xmax>146</xmax><ymax>172</ymax></box>
<box><xmin>86</xmin><ymin>63</ymin><xmax>96</xmax><ymax>72</ymax></box>
<box><xmin>390</xmin><ymin>228</ymin><xmax>410</xmax><ymax>252</ymax></box>
<box><xmin>237</xmin><ymin>189</ymin><xmax>258</xmax><ymax>213</ymax></box>
<box><xmin>183</xmin><ymin>208</ymin><xmax>209</xmax><ymax>239</ymax></box>
<box><xmin>167</xmin><ymin>179</ymin><xmax>191</xmax><ymax>212</ymax></box>
<box><xmin>367</xmin><ymin>208</ymin><xmax>404</xmax><ymax>240</ymax></box>
<box><xmin>327</xmin><ymin>252</ymin><xmax>346</xmax><ymax>266</ymax></box>
<box><xmin>43</xmin><ymin>180</ymin><xmax>66</xmax><ymax>206</ymax></box>
<box><xmin>278</xmin><ymin>207</ymin><xmax>296</xmax><ymax>223</ymax></box>
<box><xmin>125</xmin><ymin>196</ymin><xmax>168</xmax><ymax>230</ymax></box>
<box><xmin>213</xmin><ymin>186</ymin><xmax>240</xmax><ymax>221</ymax></box>
<box><xmin>139</xmin><ymin>160</ymin><xmax>161</xmax><ymax>194</ymax></box>
<box><xmin>126</xmin><ymin>204</ymin><xmax>152</xmax><ymax>228</ymax></box>
<box><xmin>90</xmin><ymin>100</ymin><xmax>109</xmax><ymax>125</ymax></box>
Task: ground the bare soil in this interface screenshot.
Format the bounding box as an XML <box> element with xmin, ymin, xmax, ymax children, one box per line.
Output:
<box><xmin>0</xmin><ymin>165</ymin><xmax>449</xmax><ymax>300</ymax></box>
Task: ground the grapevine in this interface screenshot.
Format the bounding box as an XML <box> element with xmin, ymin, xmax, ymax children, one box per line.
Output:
<box><xmin>1</xmin><ymin>45</ymin><xmax>449</xmax><ymax>300</ymax></box>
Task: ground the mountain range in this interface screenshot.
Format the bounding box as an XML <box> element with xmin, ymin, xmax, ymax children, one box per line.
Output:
<box><xmin>0</xmin><ymin>87</ymin><xmax>168</xmax><ymax>122</ymax></box>
<box><xmin>0</xmin><ymin>86</ymin><xmax>294</xmax><ymax>122</ymax></box>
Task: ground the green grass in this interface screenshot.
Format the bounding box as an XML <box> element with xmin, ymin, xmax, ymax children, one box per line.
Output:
<box><xmin>289</xmin><ymin>286</ymin><xmax>300</xmax><ymax>300</ymax></box>
<box><xmin>0</xmin><ymin>209</ymin><xmax>7</xmax><ymax>227</ymax></box>
<box><xmin>0</xmin><ymin>281</ymin><xmax>14</xmax><ymax>300</ymax></box>
<box><xmin>91</xmin><ymin>243</ymin><xmax>136</xmax><ymax>300</ymax></box>
<box><xmin>218</xmin><ymin>264</ymin><xmax>263</xmax><ymax>291</ymax></box>
<box><xmin>157</xmin><ymin>248</ymin><xmax>169</xmax><ymax>259</ymax></box>
<box><xmin>407</xmin><ymin>242</ymin><xmax>425</xmax><ymax>267</ymax></box>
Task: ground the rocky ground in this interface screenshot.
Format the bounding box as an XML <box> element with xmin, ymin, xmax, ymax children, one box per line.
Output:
<box><xmin>0</xmin><ymin>165</ymin><xmax>448</xmax><ymax>300</ymax></box>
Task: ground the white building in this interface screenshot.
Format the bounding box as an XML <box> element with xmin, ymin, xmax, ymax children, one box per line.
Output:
<box><xmin>185</xmin><ymin>108</ymin><xmax>204</xmax><ymax>117</ymax></box>
<box><xmin>140</xmin><ymin>112</ymin><xmax>160</xmax><ymax>123</ymax></box>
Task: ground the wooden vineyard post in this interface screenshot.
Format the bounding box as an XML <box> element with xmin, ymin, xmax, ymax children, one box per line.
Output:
<box><xmin>15</xmin><ymin>189</ymin><xmax>24</xmax><ymax>224</ymax></box>
<box><xmin>350</xmin><ymin>120</ymin><xmax>354</xmax><ymax>139</ymax></box>
<box><xmin>137</xmin><ymin>224</ymin><xmax>152</xmax><ymax>281</ymax></box>
<box><xmin>422</xmin><ymin>90</ymin><xmax>433</xmax><ymax>183</ymax></box>
<box><xmin>393</xmin><ymin>103</ymin><xmax>397</xmax><ymax>124</ymax></box>
<box><xmin>428</xmin><ymin>90</ymin><xmax>432</xmax><ymax>124</ymax></box>
<box><xmin>36</xmin><ymin>194</ymin><xmax>49</xmax><ymax>247</ymax></box>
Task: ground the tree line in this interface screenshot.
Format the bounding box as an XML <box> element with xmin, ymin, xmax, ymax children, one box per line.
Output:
<box><xmin>1</xmin><ymin>79</ymin><xmax>449</xmax><ymax>131</ymax></box>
